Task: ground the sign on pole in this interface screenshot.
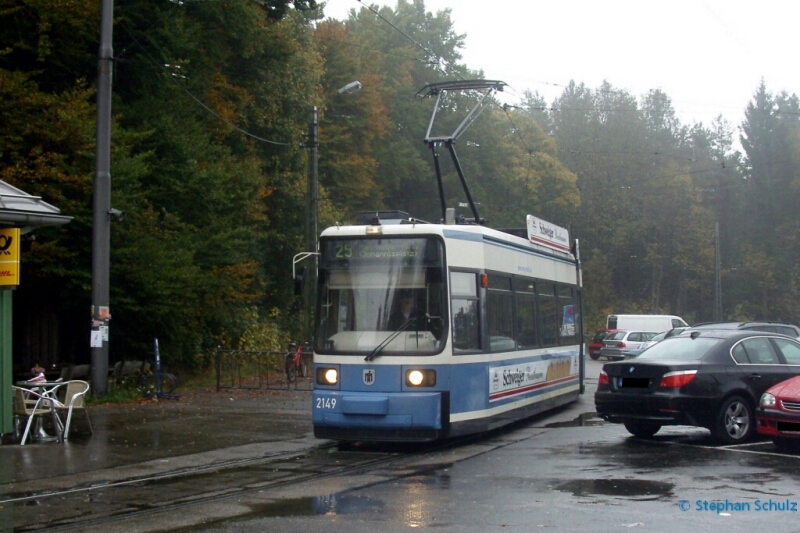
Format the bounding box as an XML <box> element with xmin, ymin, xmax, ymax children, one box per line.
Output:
<box><xmin>0</xmin><ymin>228</ymin><xmax>20</xmax><ymax>286</ymax></box>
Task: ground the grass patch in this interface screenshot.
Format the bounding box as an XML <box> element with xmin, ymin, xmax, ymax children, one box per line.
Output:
<box><xmin>86</xmin><ymin>378</ymin><xmax>144</xmax><ymax>405</ymax></box>
<box><xmin>85</xmin><ymin>369</ymin><xmax>223</xmax><ymax>405</ymax></box>
<box><xmin>178</xmin><ymin>370</ymin><xmax>217</xmax><ymax>389</ymax></box>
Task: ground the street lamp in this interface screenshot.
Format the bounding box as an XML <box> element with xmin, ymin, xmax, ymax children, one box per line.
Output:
<box><xmin>337</xmin><ymin>81</ymin><xmax>362</xmax><ymax>94</ymax></box>
<box><xmin>303</xmin><ymin>81</ymin><xmax>361</xmax><ymax>339</ymax></box>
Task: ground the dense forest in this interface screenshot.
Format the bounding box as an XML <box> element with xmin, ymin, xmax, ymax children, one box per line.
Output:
<box><xmin>3</xmin><ymin>0</ymin><xmax>799</xmax><ymax>372</ymax></box>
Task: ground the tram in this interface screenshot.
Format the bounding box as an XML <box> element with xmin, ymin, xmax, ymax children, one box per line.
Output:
<box><xmin>311</xmin><ymin>211</ymin><xmax>584</xmax><ymax>441</ymax></box>
<box><xmin>310</xmin><ymin>80</ymin><xmax>584</xmax><ymax>441</ymax></box>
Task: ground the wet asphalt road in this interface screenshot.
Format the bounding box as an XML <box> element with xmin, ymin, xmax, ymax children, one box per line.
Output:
<box><xmin>185</xmin><ymin>428</ymin><xmax>800</xmax><ymax>533</ymax></box>
<box><xmin>179</xmin><ymin>358</ymin><xmax>800</xmax><ymax>533</ymax></box>
<box><xmin>4</xmin><ymin>359</ymin><xmax>800</xmax><ymax>532</ymax></box>
<box><xmin>177</xmin><ymin>438</ymin><xmax>800</xmax><ymax>531</ymax></box>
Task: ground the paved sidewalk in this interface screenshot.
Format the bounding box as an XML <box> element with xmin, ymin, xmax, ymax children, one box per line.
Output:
<box><xmin>0</xmin><ymin>388</ymin><xmax>318</xmax><ymax>493</ymax></box>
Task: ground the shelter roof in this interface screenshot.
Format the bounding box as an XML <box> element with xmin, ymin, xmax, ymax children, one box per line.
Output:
<box><xmin>0</xmin><ymin>180</ymin><xmax>72</xmax><ymax>232</ymax></box>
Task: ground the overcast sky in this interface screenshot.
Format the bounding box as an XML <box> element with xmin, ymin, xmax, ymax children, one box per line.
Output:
<box><xmin>321</xmin><ymin>0</ymin><xmax>799</xmax><ymax>130</ymax></box>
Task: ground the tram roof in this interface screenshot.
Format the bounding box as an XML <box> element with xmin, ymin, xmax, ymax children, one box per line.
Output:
<box><xmin>319</xmin><ymin>221</ymin><xmax>575</xmax><ymax>260</ymax></box>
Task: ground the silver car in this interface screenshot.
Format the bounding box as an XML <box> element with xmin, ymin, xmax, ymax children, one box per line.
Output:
<box><xmin>599</xmin><ymin>330</ymin><xmax>658</xmax><ymax>361</ymax></box>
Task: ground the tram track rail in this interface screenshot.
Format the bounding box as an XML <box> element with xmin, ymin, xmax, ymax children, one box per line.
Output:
<box><xmin>1</xmin><ymin>446</ymin><xmax>331</xmax><ymax>508</ymax></box>
<box><xmin>6</xmin><ymin>433</ymin><xmax>489</xmax><ymax>533</ymax></box>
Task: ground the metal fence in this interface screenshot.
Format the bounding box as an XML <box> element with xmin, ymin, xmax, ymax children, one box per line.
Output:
<box><xmin>215</xmin><ymin>348</ymin><xmax>313</xmax><ymax>391</ymax></box>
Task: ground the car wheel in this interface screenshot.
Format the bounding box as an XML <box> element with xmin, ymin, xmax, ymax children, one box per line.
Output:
<box><xmin>624</xmin><ymin>421</ymin><xmax>661</xmax><ymax>438</ymax></box>
<box><xmin>714</xmin><ymin>395</ymin><xmax>753</xmax><ymax>444</ymax></box>
<box><xmin>589</xmin><ymin>353</ymin><xmax>600</xmax><ymax>360</ymax></box>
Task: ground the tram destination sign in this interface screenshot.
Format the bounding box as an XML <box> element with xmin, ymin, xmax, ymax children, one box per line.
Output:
<box><xmin>526</xmin><ymin>215</ymin><xmax>570</xmax><ymax>253</ymax></box>
<box><xmin>323</xmin><ymin>238</ymin><xmax>439</xmax><ymax>265</ymax></box>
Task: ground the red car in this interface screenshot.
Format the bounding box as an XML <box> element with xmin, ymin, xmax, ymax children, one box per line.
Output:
<box><xmin>756</xmin><ymin>375</ymin><xmax>800</xmax><ymax>449</ymax></box>
<box><xmin>588</xmin><ymin>329</ymin><xmax>618</xmax><ymax>360</ymax></box>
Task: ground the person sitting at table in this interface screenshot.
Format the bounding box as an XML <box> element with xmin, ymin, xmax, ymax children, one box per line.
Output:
<box><xmin>29</xmin><ymin>363</ymin><xmax>46</xmax><ymax>383</ymax></box>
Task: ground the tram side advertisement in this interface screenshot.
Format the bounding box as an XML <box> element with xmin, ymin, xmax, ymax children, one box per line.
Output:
<box><xmin>489</xmin><ymin>356</ymin><xmax>579</xmax><ymax>402</ymax></box>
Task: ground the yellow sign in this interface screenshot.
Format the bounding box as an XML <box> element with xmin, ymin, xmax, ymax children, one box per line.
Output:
<box><xmin>0</xmin><ymin>228</ymin><xmax>20</xmax><ymax>286</ymax></box>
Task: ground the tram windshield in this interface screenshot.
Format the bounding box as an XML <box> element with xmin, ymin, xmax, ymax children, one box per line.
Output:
<box><xmin>314</xmin><ymin>236</ymin><xmax>446</xmax><ymax>355</ymax></box>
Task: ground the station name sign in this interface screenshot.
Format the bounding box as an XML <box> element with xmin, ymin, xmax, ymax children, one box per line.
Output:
<box><xmin>526</xmin><ymin>214</ymin><xmax>570</xmax><ymax>253</ymax></box>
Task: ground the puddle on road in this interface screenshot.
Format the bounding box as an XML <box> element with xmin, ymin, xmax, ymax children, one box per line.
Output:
<box><xmin>554</xmin><ymin>478</ymin><xmax>674</xmax><ymax>499</ymax></box>
<box><xmin>545</xmin><ymin>412</ymin><xmax>606</xmax><ymax>428</ymax></box>
<box><xmin>250</xmin><ymin>493</ymin><xmax>385</xmax><ymax>517</ymax></box>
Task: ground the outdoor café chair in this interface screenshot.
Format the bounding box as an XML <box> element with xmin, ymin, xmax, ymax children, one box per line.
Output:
<box><xmin>12</xmin><ymin>386</ymin><xmax>63</xmax><ymax>445</ymax></box>
<box><xmin>53</xmin><ymin>380</ymin><xmax>92</xmax><ymax>440</ymax></box>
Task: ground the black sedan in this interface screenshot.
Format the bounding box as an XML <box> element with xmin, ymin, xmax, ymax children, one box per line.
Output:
<box><xmin>594</xmin><ymin>329</ymin><xmax>800</xmax><ymax>443</ymax></box>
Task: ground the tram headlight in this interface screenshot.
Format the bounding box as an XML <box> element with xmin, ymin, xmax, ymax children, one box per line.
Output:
<box><xmin>405</xmin><ymin>369</ymin><xmax>436</xmax><ymax>387</ymax></box>
<box><xmin>316</xmin><ymin>367</ymin><xmax>338</xmax><ymax>385</ymax></box>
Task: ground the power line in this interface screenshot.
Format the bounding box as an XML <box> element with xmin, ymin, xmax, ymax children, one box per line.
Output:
<box><xmin>119</xmin><ymin>22</ymin><xmax>294</xmax><ymax>147</ymax></box>
<box><xmin>355</xmin><ymin>0</ymin><xmax>441</xmax><ymax>70</ymax></box>
<box><xmin>314</xmin><ymin>34</ymin><xmax>433</xmax><ymax>65</ymax></box>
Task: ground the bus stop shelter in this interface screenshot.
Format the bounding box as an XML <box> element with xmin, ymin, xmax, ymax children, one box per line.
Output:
<box><xmin>0</xmin><ymin>180</ymin><xmax>72</xmax><ymax>439</ymax></box>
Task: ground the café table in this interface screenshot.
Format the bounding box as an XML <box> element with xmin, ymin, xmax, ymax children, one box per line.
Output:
<box><xmin>15</xmin><ymin>380</ymin><xmax>65</xmax><ymax>443</ymax></box>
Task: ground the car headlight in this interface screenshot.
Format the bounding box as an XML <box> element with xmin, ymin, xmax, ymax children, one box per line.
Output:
<box><xmin>316</xmin><ymin>367</ymin><xmax>338</xmax><ymax>385</ymax></box>
<box><xmin>760</xmin><ymin>392</ymin><xmax>776</xmax><ymax>407</ymax></box>
<box><xmin>405</xmin><ymin>369</ymin><xmax>436</xmax><ymax>387</ymax></box>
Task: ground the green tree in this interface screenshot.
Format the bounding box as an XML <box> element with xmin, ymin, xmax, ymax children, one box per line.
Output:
<box><xmin>738</xmin><ymin>81</ymin><xmax>800</xmax><ymax>321</ymax></box>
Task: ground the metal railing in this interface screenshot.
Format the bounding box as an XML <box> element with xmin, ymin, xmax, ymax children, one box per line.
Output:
<box><xmin>215</xmin><ymin>347</ymin><xmax>313</xmax><ymax>391</ymax></box>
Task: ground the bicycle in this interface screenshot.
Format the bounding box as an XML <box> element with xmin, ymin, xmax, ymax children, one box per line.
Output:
<box><xmin>140</xmin><ymin>338</ymin><xmax>179</xmax><ymax>399</ymax></box>
<box><xmin>140</xmin><ymin>370</ymin><xmax>178</xmax><ymax>399</ymax></box>
<box><xmin>285</xmin><ymin>343</ymin><xmax>308</xmax><ymax>383</ymax></box>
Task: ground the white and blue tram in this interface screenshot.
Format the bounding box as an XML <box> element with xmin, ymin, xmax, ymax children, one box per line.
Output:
<box><xmin>311</xmin><ymin>212</ymin><xmax>584</xmax><ymax>442</ymax></box>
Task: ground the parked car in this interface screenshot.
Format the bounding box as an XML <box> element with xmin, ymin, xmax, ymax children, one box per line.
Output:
<box><xmin>690</xmin><ymin>321</ymin><xmax>800</xmax><ymax>339</ymax></box>
<box><xmin>595</xmin><ymin>329</ymin><xmax>800</xmax><ymax>443</ymax></box>
<box><xmin>599</xmin><ymin>331</ymin><xmax>658</xmax><ymax>361</ymax></box>
<box><xmin>620</xmin><ymin>327</ymin><xmax>692</xmax><ymax>359</ymax></box>
<box><xmin>588</xmin><ymin>329</ymin><xmax>618</xmax><ymax>360</ymax></box>
<box><xmin>756</xmin><ymin>374</ymin><xmax>800</xmax><ymax>450</ymax></box>
<box><xmin>606</xmin><ymin>314</ymin><xmax>688</xmax><ymax>331</ymax></box>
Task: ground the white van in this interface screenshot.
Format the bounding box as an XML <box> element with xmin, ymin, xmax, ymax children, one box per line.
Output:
<box><xmin>606</xmin><ymin>314</ymin><xmax>688</xmax><ymax>332</ymax></box>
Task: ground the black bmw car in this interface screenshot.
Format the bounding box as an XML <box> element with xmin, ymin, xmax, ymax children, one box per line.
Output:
<box><xmin>594</xmin><ymin>329</ymin><xmax>800</xmax><ymax>443</ymax></box>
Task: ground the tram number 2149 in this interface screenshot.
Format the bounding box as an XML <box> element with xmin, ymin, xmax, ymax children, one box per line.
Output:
<box><xmin>316</xmin><ymin>398</ymin><xmax>337</xmax><ymax>409</ymax></box>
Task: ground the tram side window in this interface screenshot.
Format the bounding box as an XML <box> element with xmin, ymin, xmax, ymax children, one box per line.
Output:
<box><xmin>487</xmin><ymin>275</ymin><xmax>514</xmax><ymax>351</ymax></box>
<box><xmin>425</xmin><ymin>268</ymin><xmax>446</xmax><ymax>341</ymax></box>
<box><xmin>514</xmin><ymin>278</ymin><xmax>537</xmax><ymax>349</ymax></box>
<box><xmin>450</xmin><ymin>271</ymin><xmax>479</xmax><ymax>353</ymax></box>
<box><xmin>538</xmin><ymin>282</ymin><xmax>557</xmax><ymax>347</ymax></box>
<box><xmin>557</xmin><ymin>285</ymin><xmax>579</xmax><ymax>345</ymax></box>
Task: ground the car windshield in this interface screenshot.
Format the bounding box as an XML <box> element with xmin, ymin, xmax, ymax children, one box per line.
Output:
<box><xmin>636</xmin><ymin>337</ymin><xmax>719</xmax><ymax>361</ymax></box>
<box><xmin>607</xmin><ymin>331</ymin><xmax>627</xmax><ymax>341</ymax></box>
<box><xmin>592</xmin><ymin>331</ymin><xmax>608</xmax><ymax>342</ymax></box>
<box><xmin>649</xmin><ymin>332</ymin><xmax>667</xmax><ymax>342</ymax></box>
